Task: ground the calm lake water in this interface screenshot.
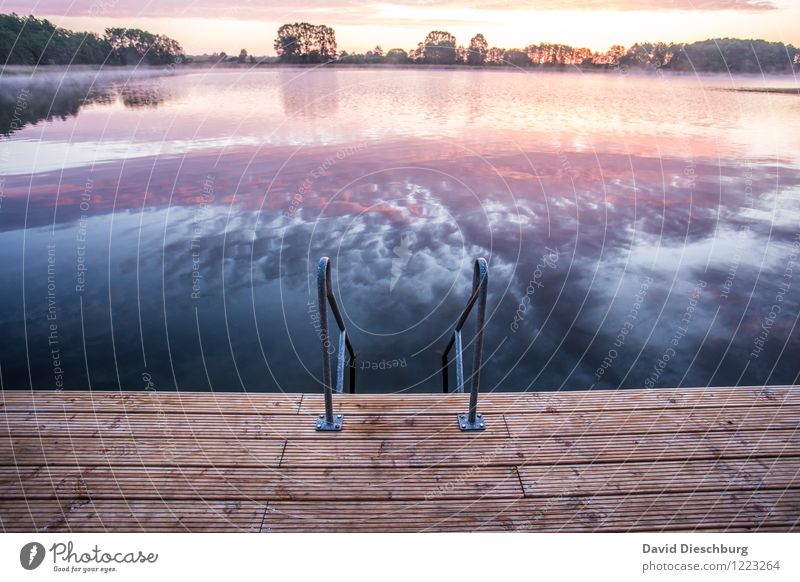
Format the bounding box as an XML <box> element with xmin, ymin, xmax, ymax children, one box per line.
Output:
<box><xmin>1</xmin><ymin>67</ymin><xmax>798</xmax><ymax>393</ymax></box>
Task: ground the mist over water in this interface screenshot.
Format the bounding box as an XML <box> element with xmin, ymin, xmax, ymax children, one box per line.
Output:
<box><xmin>0</xmin><ymin>67</ymin><xmax>798</xmax><ymax>392</ymax></box>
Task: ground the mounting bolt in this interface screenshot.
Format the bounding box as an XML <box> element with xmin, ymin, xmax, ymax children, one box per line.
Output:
<box><xmin>457</xmin><ymin>413</ymin><xmax>486</xmax><ymax>432</ymax></box>
<box><xmin>316</xmin><ymin>413</ymin><xmax>344</xmax><ymax>432</ymax></box>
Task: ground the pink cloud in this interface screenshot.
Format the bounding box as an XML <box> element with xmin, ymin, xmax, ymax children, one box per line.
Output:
<box><xmin>0</xmin><ymin>0</ymin><xmax>779</xmax><ymax>20</ymax></box>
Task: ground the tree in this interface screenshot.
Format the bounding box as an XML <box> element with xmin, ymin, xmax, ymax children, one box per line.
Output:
<box><xmin>422</xmin><ymin>30</ymin><xmax>457</xmax><ymax>65</ymax></box>
<box><xmin>409</xmin><ymin>42</ymin><xmax>424</xmax><ymax>62</ymax></box>
<box><xmin>385</xmin><ymin>48</ymin><xmax>408</xmax><ymax>64</ymax></box>
<box><xmin>605</xmin><ymin>45</ymin><xmax>626</xmax><ymax>67</ymax></box>
<box><xmin>104</xmin><ymin>28</ymin><xmax>184</xmax><ymax>65</ymax></box>
<box><xmin>274</xmin><ymin>22</ymin><xmax>337</xmax><ymax>63</ymax></box>
<box><xmin>467</xmin><ymin>33</ymin><xmax>488</xmax><ymax>65</ymax></box>
<box><xmin>238</xmin><ymin>48</ymin><xmax>248</xmax><ymax>63</ymax></box>
<box><xmin>486</xmin><ymin>47</ymin><xmax>505</xmax><ymax>65</ymax></box>
<box><xmin>662</xmin><ymin>39</ymin><xmax>796</xmax><ymax>73</ymax></box>
<box><xmin>314</xmin><ymin>24</ymin><xmax>337</xmax><ymax>60</ymax></box>
<box><xmin>274</xmin><ymin>24</ymin><xmax>300</xmax><ymax>60</ymax></box>
<box><xmin>0</xmin><ymin>13</ymin><xmax>113</xmax><ymax>65</ymax></box>
<box><xmin>366</xmin><ymin>45</ymin><xmax>384</xmax><ymax>63</ymax></box>
<box><xmin>504</xmin><ymin>49</ymin><xmax>530</xmax><ymax>67</ymax></box>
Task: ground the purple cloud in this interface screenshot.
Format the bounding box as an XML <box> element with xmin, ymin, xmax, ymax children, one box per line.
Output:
<box><xmin>0</xmin><ymin>0</ymin><xmax>779</xmax><ymax>20</ymax></box>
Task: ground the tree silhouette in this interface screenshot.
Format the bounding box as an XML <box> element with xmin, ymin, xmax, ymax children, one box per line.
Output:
<box><xmin>0</xmin><ymin>13</ymin><xmax>111</xmax><ymax>65</ymax></box>
<box><xmin>504</xmin><ymin>49</ymin><xmax>530</xmax><ymax>67</ymax></box>
<box><xmin>467</xmin><ymin>34</ymin><xmax>488</xmax><ymax>65</ymax></box>
<box><xmin>385</xmin><ymin>48</ymin><xmax>408</xmax><ymax>64</ymax></box>
<box><xmin>486</xmin><ymin>47</ymin><xmax>505</xmax><ymax>65</ymax></box>
<box><xmin>665</xmin><ymin>38</ymin><xmax>796</xmax><ymax>73</ymax></box>
<box><xmin>422</xmin><ymin>30</ymin><xmax>457</xmax><ymax>65</ymax></box>
<box><xmin>274</xmin><ymin>22</ymin><xmax>337</xmax><ymax>63</ymax></box>
<box><xmin>104</xmin><ymin>28</ymin><xmax>184</xmax><ymax>65</ymax></box>
<box><xmin>3</xmin><ymin>13</ymin><xmax>798</xmax><ymax>73</ymax></box>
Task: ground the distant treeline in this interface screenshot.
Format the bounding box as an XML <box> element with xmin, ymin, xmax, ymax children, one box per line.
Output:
<box><xmin>2</xmin><ymin>13</ymin><xmax>798</xmax><ymax>74</ymax></box>
<box><xmin>276</xmin><ymin>23</ymin><xmax>800</xmax><ymax>73</ymax></box>
<box><xmin>0</xmin><ymin>14</ymin><xmax>184</xmax><ymax>66</ymax></box>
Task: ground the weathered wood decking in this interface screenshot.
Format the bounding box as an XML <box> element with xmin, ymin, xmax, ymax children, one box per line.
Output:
<box><xmin>1</xmin><ymin>386</ymin><xmax>799</xmax><ymax>532</ymax></box>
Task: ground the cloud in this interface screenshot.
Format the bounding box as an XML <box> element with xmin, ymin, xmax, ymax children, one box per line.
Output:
<box><xmin>460</xmin><ymin>1</ymin><xmax>778</xmax><ymax>11</ymax></box>
<box><xmin>2</xmin><ymin>0</ymin><xmax>778</xmax><ymax>22</ymax></box>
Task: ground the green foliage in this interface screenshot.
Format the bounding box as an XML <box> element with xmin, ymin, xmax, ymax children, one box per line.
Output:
<box><xmin>665</xmin><ymin>38</ymin><xmax>798</xmax><ymax>73</ymax></box>
<box><xmin>0</xmin><ymin>13</ymin><xmax>183</xmax><ymax>66</ymax></box>
<box><xmin>5</xmin><ymin>12</ymin><xmax>797</xmax><ymax>74</ymax></box>
<box><xmin>0</xmin><ymin>13</ymin><xmax>111</xmax><ymax>65</ymax></box>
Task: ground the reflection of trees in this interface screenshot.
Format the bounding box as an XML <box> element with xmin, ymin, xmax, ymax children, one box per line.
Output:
<box><xmin>280</xmin><ymin>70</ymin><xmax>338</xmax><ymax>118</ymax></box>
<box><xmin>0</xmin><ymin>81</ymin><xmax>106</xmax><ymax>134</ymax></box>
<box><xmin>118</xmin><ymin>83</ymin><xmax>167</xmax><ymax>109</ymax></box>
<box><xmin>0</xmin><ymin>75</ymin><xmax>173</xmax><ymax>135</ymax></box>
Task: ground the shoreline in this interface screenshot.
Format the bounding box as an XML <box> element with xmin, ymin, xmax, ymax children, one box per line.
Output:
<box><xmin>2</xmin><ymin>62</ymin><xmax>799</xmax><ymax>78</ymax></box>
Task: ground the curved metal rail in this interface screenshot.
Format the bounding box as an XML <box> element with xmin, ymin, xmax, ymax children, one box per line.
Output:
<box><xmin>441</xmin><ymin>258</ymin><xmax>488</xmax><ymax>431</ymax></box>
<box><xmin>315</xmin><ymin>256</ymin><xmax>356</xmax><ymax>431</ymax></box>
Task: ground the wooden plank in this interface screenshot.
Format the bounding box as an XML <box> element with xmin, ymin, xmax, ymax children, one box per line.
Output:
<box><xmin>0</xmin><ymin>391</ymin><xmax>302</xmax><ymax>414</ymax></box>
<box><xmin>0</xmin><ymin>411</ymin><xmax>509</xmax><ymax>440</ymax></box>
<box><xmin>519</xmin><ymin>457</ymin><xmax>800</xmax><ymax>497</ymax></box>
<box><xmin>0</xmin><ymin>466</ymin><xmax>523</xmax><ymax>501</ymax></box>
<box><xmin>300</xmin><ymin>386</ymin><xmax>800</xmax><ymax>414</ymax></box>
<box><xmin>3</xmin><ymin>405</ymin><xmax>795</xmax><ymax>441</ymax></box>
<box><xmin>280</xmin><ymin>430</ymin><xmax>800</xmax><ymax>467</ymax></box>
<box><xmin>1</xmin><ymin>387</ymin><xmax>799</xmax><ymax>532</ymax></box>
<box><xmin>0</xmin><ymin>437</ymin><xmax>285</xmax><ymax>468</ymax></box>
<box><xmin>7</xmin><ymin>430</ymin><xmax>797</xmax><ymax>473</ymax></box>
<box><xmin>261</xmin><ymin>489</ymin><xmax>800</xmax><ymax>532</ymax></box>
<box><xmin>503</xmin><ymin>405</ymin><xmax>800</xmax><ymax>437</ymax></box>
<box><xmin>511</xmin><ymin>430</ymin><xmax>800</xmax><ymax>465</ymax></box>
<box><xmin>3</xmin><ymin>386</ymin><xmax>795</xmax><ymax>415</ymax></box>
<box><xmin>0</xmin><ymin>499</ymin><xmax>265</xmax><ymax>532</ymax></box>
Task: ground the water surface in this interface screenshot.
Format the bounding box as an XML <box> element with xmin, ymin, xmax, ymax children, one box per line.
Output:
<box><xmin>1</xmin><ymin>67</ymin><xmax>798</xmax><ymax>392</ymax></box>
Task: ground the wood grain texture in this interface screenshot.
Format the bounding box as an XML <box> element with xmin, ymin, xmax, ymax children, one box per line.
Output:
<box><xmin>1</xmin><ymin>386</ymin><xmax>799</xmax><ymax>532</ymax></box>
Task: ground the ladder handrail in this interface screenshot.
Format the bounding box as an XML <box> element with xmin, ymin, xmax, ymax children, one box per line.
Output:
<box><xmin>441</xmin><ymin>258</ymin><xmax>488</xmax><ymax>431</ymax></box>
<box><xmin>315</xmin><ymin>256</ymin><xmax>356</xmax><ymax>431</ymax></box>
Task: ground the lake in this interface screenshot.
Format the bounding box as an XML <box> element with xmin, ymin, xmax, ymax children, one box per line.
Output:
<box><xmin>0</xmin><ymin>66</ymin><xmax>798</xmax><ymax>393</ymax></box>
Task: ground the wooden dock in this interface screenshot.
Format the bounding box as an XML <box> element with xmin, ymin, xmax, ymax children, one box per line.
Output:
<box><xmin>1</xmin><ymin>386</ymin><xmax>799</xmax><ymax>532</ymax></box>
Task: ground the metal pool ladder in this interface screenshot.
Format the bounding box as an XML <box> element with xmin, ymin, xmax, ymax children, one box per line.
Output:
<box><xmin>441</xmin><ymin>258</ymin><xmax>488</xmax><ymax>431</ymax></box>
<box><xmin>315</xmin><ymin>256</ymin><xmax>356</xmax><ymax>431</ymax></box>
<box><xmin>314</xmin><ymin>256</ymin><xmax>488</xmax><ymax>433</ymax></box>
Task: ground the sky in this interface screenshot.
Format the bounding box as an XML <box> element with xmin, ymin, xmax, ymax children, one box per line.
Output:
<box><xmin>3</xmin><ymin>0</ymin><xmax>800</xmax><ymax>55</ymax></box>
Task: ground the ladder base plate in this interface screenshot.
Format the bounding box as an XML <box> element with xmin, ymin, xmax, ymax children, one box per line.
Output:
<box><xmin>457</xmin><ymin>413</ymin><xmax>485</xmax><ymax>432</ymax></box>
<box><xmin>316</xmin><ymin>414</ymin><xmax>344</xmax><ymax>431</ymax></box>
